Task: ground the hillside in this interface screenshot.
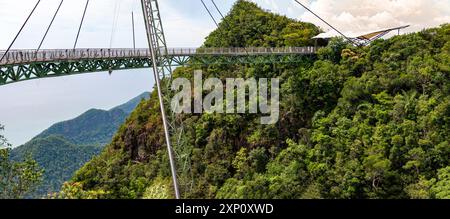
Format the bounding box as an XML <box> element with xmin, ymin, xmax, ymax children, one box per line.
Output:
<box><xmin>111</xmin><ymin>92</ymin><xmax>152</xmax><ymax>114</ymax></box>
<box><xmin>68</xmin><ymin>0</ymin><xmax>449</xmax><ymax>199</ymax></box>
<box><xmin>36</xmin><ymin>92</ymin><xmax>150</xmax><ymax>146</ymax></box>
<box><xmin>11</xmin><ymin>92</ymin><xmax>150</xmax><ymax>197</ymax></box>
<box><xmin>11</xmin><ymin>136</ymin><xmax>101</xmax><ymax>196</ymax></box>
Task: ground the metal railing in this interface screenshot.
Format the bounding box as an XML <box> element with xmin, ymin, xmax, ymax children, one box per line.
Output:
<box><xmin>0</xmin><ymin>47</ymin><xmax>317</xmax><ymax>66</ymax></box>
<box><xmin>168</xmin><ymin>47</ymin><xmax>317</xmax><ymax>55</ymax></box>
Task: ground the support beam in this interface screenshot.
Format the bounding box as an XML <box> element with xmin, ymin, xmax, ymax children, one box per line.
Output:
<box><xmin>132</xmin><ymin>12</ymin><xmax>136</xmax><ymax>50</ymax></box>
<box><xmin>140</xmin><ymin>0</ymin><xmax>180</xmax><ymax>199</ymax></box>
<box><xmin>0</xmin><ymin>53</ymin><xmax>315</xmax><ymax>86</ymax></box>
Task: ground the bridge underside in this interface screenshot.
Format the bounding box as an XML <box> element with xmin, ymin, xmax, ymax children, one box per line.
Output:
<box><xmin>0</xmin><ymin>54</ymin><xmax>313</xmax><ymax>86</ymax></box>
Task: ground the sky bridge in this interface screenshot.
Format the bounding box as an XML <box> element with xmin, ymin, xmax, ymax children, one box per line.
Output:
<box><xmin>0</xmin><ymin>47</ymin><xmax>317</xmax><ymax>85</ymax></box>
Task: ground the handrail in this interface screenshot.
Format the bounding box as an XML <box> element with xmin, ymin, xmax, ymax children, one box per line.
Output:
<box><xmin>0</xmin><ymin>47</ymin><xmax>318</xmax><ymax>66</ymax></box>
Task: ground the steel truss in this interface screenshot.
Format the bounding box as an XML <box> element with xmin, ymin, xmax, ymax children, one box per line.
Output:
<box><xmin>141</xmin><ymin>0</ymin><xmax>181</xmax><ymax>199</ymax></box>
<box><xmin>0</xmin><ymin>54</ymin><xmax>313</xmax><ymax>86</ymax></box>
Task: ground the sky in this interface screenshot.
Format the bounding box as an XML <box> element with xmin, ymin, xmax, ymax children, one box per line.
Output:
<box><xmin>0</xmin><ymin>0</ymin><xmax>448</xmax><ymax>146</ymax></box>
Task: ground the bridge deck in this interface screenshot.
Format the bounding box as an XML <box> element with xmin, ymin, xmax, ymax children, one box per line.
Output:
<box><xmin>0</xmin><ymin>47</ymin><xmax>317</xmax><ymax>66</ymax></box>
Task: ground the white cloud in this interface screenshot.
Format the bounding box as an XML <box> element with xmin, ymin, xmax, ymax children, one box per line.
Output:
<box><xmin>245</xmin><ymin>0</ymin><xmax>448</xmax><ymax>38</ymax></box>
<box><xmin>295</xmin><ymin>0</ymin><xmax>449</xmax><ymax>33</ymax></box>
<box><xmin>1</xmin><ymin>0</ymin><xmax>447</xmax><ymax>50</ymax></box>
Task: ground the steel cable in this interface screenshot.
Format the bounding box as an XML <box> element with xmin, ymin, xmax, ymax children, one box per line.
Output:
<box><xmin>0</xmin><ymin>0</ymin><xmax>41</xmax><ymax>63</ymax></box>
<box><xmin>293</xmin><ymin>0</ymin><xmax>359</xmax><ymax>46</ymax></box>
<box><xmin>38</xmin><ymin>0</ymin><xmax>64</xmax><ymax>51</ymax></box>
<box><xmin>74</xmin><ymin>0</ymin><xmax>90</xmax><ymax>49</ymax></box>
<box><xmin>208</xmin><ymin>0</ymin><xmax>249</xmax><ymax>54</ymax></box>
<box><xmin>200</xmin><ymin>0</ymin><xmax>218</xmax><ymax>27</ymax></box>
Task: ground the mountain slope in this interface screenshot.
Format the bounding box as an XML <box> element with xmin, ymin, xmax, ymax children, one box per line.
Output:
<box><xmin>69</xmin><ymin>0</ymin><xmax>449</xmax><ymax>199</ymax></box>
<box><xmin>67</xmin><ymin>0</ymin><xmax>323</xmax><ymax>199</ymax></box>
<box><xmin>34</xmin><ymin>92</ymin><xmax>149</xmax><ymax>146</ymax></box>
<box><xmin>203</xmin><ymin>0</ymin><xmax>320</xmax><ymax>48</ymax></box>
<box><xmin>36</xmin><ymin>108</ymin><xmax>127</xmax><ymax>146</ymax></box>
<box><xmin>11</xmin><ymin>136</ymin><xmax>101</xmax><ymax>196</ymax></box>
<box><xmin>111</xmin><ymin>92</ymin><xmax>150</xmax><ymax>114</ymax></box>
<box><xmin>11</xmin><ymin>92</ymin><xmax>150</xmax><ymax>197</ymax></box>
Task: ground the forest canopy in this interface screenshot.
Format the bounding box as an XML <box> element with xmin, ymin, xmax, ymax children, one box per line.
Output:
<box><xmin>66</xmin><ymin>0</ymin><xmax>449</xmax><ymax>199</ymax></box>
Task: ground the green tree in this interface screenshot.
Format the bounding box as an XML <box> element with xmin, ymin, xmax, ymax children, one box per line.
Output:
<box><xmin>0</xmin><ymin>124</ymin><xmax>43</xmax><ymax>199</ymax></box>
<box><xmin>282</xmin><ymin>22</ymin><xmax>321</xmax><ymax>46</ymax></box>
<box><xmin>431</xmin><ymin>167</ymin><xmax>450</xmax><ymax>199</ymax></box>
<box><xmin>67</xmin><ymin>1</ymin><xmax>450</xmax><ymax>200</ymax></box>
<box><xmin>49</xmin><ymin>182</ymin><xmax>108</xmax><ymax>199</ymax></box>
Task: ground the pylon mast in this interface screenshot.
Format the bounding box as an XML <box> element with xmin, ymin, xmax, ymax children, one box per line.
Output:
<box><xmin>140</xmin><ymin>0</ymin><xmax>180</xmax><ymax>199</ymax></box>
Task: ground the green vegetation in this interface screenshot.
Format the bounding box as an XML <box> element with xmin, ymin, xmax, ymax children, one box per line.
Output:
<box><xmin>68</xmin><ymin>1</ymin><xmax>449</xmax><ymax>199</ymax></box>
<box><xmin>37</xmin><ymin>109</ymin><xmax>128</xmax><ymax>146</ymax></box>
<box><xmin>10</xmin><ymin>92</ymin><xmax>149</xmax><ymax>198</ymax></box>
<box><xmin>1</xmin><ymin>125</ymin><xmax>43</xmax><ymax>199</ymax></box>
<box><xmin>11</xmin><ymin>136</ymin><xmax>102</xmax><ymax>197</ymax></box>
<box><xmin>203</xmin><ymin>0</ymin><xmax>320</xmax><ymax>48</ymax></box>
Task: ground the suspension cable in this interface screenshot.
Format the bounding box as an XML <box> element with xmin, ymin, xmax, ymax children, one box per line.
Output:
<box><xmin>200</xmin><ymin>0</ymin><xmax>218</xmax><ymax>27</ymax></box>
<box><xmin>210</xmin><ymin>0</ymin><xmax>224</xmax><ymax>19</ymax></box>
<box><xmin>207</xmin><ymin>0</ymin><xmax>249</xmax><ymax>54</ymax></box>
<box><xmin>0</xmin><ymin>0</ymin><xmax>41</xmax><ymax>63</ymax></box>
<box><xmin>110</xmin><ymin>0</ymin><xmax>122</xmax><ymax>48</ymax></box>
<box><xmin>132</xmin><ymin>0</ymin><xmax>138</xmax><ymax>15</ymax></box>
<box><xmin>38</xmin><ymin>0</ymin><xmax>64</xmax><ymax>51</ymax></box>
<box><xmin>293</xmin><ymin>0</ymin><xmax>358</xmax><ymax>45</ymax></box>
<box><xmin>132</xmin><ymin>11</ymin><xmax>136</xmax><ymax>50</ymax></box>
<box><xmin>74</xmin><ymin>0</ymin><xmax>90</xmax><ymax>50</ymax></box>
